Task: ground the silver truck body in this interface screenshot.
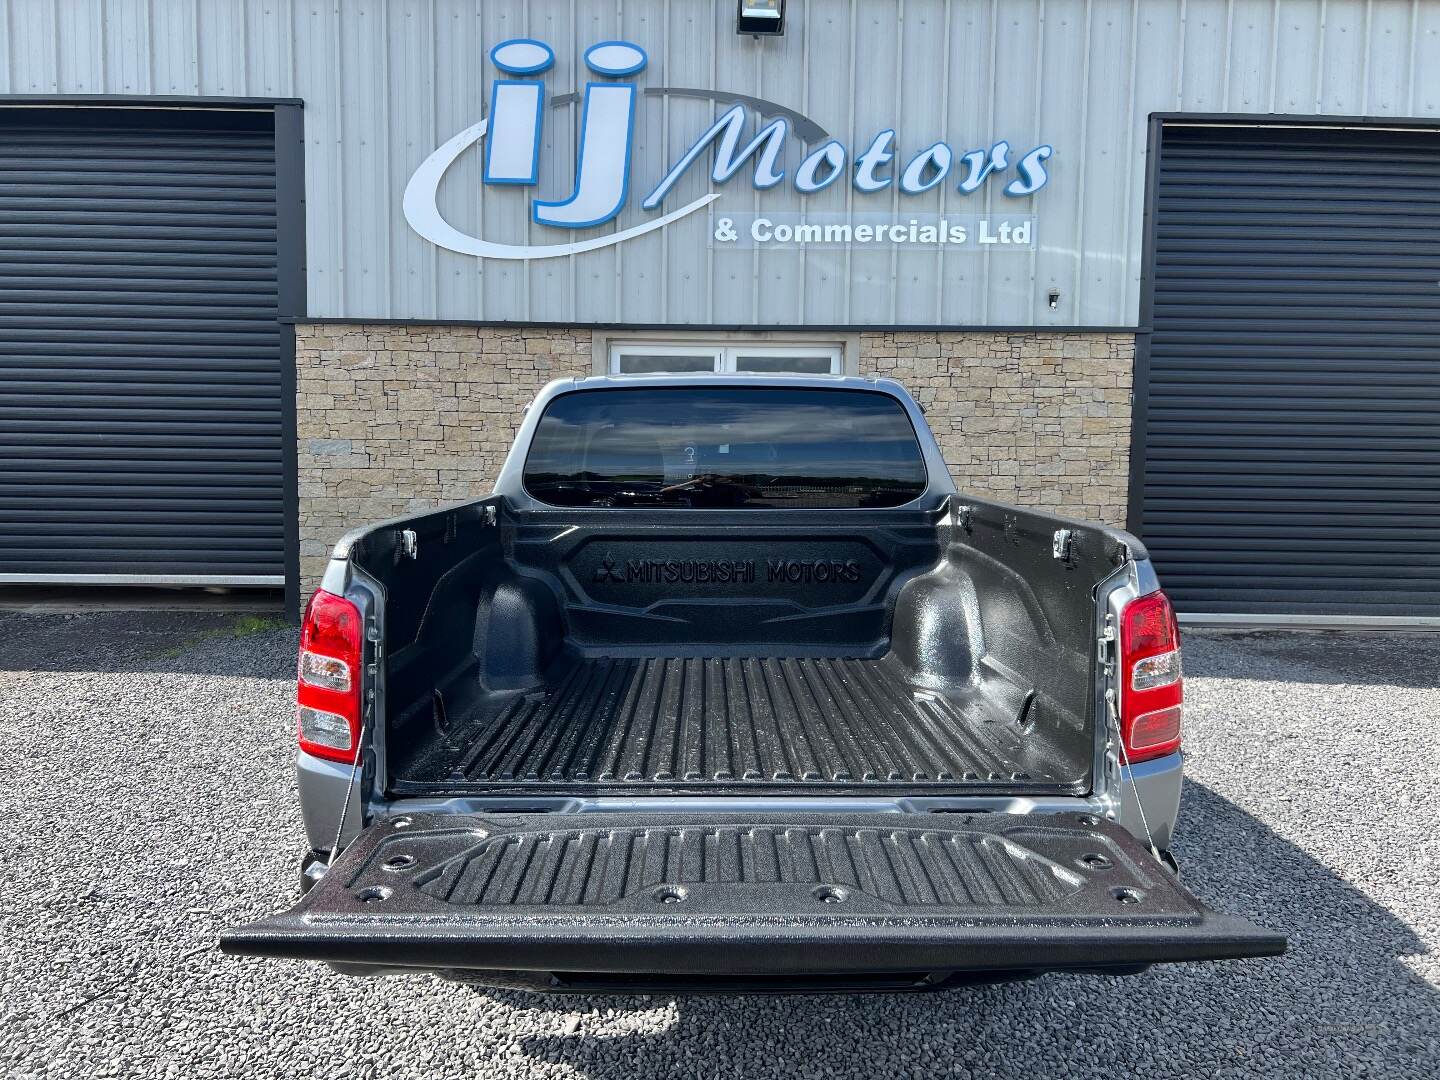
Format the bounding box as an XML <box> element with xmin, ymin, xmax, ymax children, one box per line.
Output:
<box><xmin>299</xmin><ymin>374</ymin><xmax>1182</xmax><ymax>875</ymax></box>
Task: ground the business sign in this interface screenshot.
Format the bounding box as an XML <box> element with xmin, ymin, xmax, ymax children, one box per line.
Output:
<box><xmin>404</xmin><ymin>38</ymin><xmax>1052</xmax><ymax>261</ymax></box>
<box><xmin>711</xmin><ymin>212</ymin><xmax>1034</xmax><ymax>250</ymax></box>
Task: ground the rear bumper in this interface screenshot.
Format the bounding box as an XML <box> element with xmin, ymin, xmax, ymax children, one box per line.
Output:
<box><xmin>296</xmin><ymin>749</ymin><xmax>364</xmax><ymax>854</ymax></box>
<box><xmin>226</xmin><ymin>810</ymin><xmax>1282</xmax><ymax>979</ymax></box>
<box><xmin>434</xmin><ymin>968</ymin><xmax>1062</xmax><ymax>993</ymax></box>
<box><xmin>1118</xmin><ymin>752</ymin><xmax>1183</xmax><ymax>850</ymax></box>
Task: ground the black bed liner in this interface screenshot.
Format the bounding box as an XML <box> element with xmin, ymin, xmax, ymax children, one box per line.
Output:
<box><xmin>221</xmin><ymin>811</ymin><xmax>1286</xmax><ymax>976</ymax></box>
<box><xmin>394</xmin><ymin>655</ymin><xmax>1088</xmax><ymax>794</ymax></box>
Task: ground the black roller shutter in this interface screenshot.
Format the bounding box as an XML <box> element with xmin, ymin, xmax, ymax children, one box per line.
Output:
<box><xmin>1138</xmin><ymin>122</ymin><xmax>1440</xmax><ymax>619</ymax></box>
<box><xmin>0</xmin><ymin>106</ymin><xmax>286</xmax><ymax>583</ymax></box>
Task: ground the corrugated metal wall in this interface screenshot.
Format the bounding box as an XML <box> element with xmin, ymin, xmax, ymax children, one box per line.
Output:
<box><xmin>3</xmin><ymin>0</ymin><xmax>1440</xmax><ymax>327</ymax></box>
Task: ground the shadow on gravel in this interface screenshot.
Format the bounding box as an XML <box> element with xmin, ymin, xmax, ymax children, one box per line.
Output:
<box><xmin>0</xmin><ymin>610</ymin><xmax>296</xmax><ymax>676</ymax></box>
<box><xmin>493</xmin><ymin>779</ymin><xmax>1437</xmax><ymax>1079</ymax></box>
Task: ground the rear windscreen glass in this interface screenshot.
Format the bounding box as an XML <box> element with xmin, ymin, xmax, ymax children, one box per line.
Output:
<box><xmin>523</xmin><ymin>387</ymin><xmax>928</xmax><ymax>509</ymax></box>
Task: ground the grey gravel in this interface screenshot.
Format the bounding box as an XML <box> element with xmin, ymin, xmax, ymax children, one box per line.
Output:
<box><xmin>0</xmin><ymin>613</ymin><xmax>1436</xmax><ymax>1079</ymax></box>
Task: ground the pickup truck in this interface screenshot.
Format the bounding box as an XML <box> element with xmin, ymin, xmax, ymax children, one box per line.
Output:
<box><xmin>222</xmin><ymin>374</ymin><xmax>1285</xmax><ymax>992</ymax></box>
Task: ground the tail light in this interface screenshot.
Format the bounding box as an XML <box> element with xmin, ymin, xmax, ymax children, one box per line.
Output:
<box><xmin>1118</xmin><ymin>590</ymin><xmax>1183</xmax><ymax>763</ymax></box>
<box><xmin>297</xmin><ymin>589</ymin><xmax>363</xmax><ymax>764</ymax></box>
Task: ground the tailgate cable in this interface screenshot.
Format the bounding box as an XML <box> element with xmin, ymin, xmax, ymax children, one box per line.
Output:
<box><xmin>327</xmin><ymin>616</ymin><xmax>379</xmax><ymax>867</ymax></box>
<box><xmin>1106</xmin><ymin>686</ymin><xmax>1162</xmax><ymax>863</ymax></box>
<box><xmin>327</xmin><ymin>707</ymin><xmax>370</xmax><ymax>867</ymax></box>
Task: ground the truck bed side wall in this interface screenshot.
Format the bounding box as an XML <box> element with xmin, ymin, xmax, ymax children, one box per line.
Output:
<box><xmin>902</xmin><ymin>503</ymin><xmax>1130</xmax><ymax>745</ymax></box>
<box><xmin>347</xmin><ymin>497</ymin><xmax>517</xmax><ymax>761</ymax></box>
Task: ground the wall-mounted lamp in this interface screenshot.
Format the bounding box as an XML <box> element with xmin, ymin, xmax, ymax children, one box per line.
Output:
<box><xmin>738</xmin><ymin>0</ymin><xmax>785</xmax><ymax>36</ymax></box>
<box><xmin>1047</xmin><ymin>288</ymin><xmax>1061</xmax><ymax>311</ymax></box>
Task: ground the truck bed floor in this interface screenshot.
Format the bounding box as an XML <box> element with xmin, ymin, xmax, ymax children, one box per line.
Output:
<box><xmin>396</xmin><ymin>656</ymin><xmax>1086</xmax><ymax>793</ymax></box>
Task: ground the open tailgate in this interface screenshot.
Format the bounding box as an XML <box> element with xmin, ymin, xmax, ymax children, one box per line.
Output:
<box><xmin>221</xmin><ymin>812</ymin><xmax>1284</xmax><ymax>977</ymax></box>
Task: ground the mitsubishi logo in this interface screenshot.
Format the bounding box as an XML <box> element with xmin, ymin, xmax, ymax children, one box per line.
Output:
<box><xmin>594</xmin><ymin>559</ymin><xmax>625</xmax><ymax>583</ymax></box>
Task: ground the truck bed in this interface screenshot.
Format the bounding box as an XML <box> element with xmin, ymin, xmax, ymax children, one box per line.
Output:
<box><xmin>391</xmin><ymin>654</ymin><xmax>1088</xmax><ymax>793</ymax></box>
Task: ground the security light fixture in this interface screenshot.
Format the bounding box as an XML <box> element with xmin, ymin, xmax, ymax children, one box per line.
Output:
<box><xmin>738</xmin><ymin>0</ymin><xmax>785</xmax><ymax>36</ymax></box>
<box><xmin>1047</xmin><ymin>288</ymin><xmax>1061</xmax><ymax>310</ymax></box>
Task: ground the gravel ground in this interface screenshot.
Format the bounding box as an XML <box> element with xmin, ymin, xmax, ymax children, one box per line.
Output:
<box><xmin>0</xmin><ymin>612</ymin><xmax>1436</xmax><ymax>1079</ymax></box>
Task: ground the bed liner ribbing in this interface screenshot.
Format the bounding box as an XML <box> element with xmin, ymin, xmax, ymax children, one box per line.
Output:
<box><xmin>394</xmin><ymin>654</ymin><xmax>1086</xmax><ymax>793</ymax></box>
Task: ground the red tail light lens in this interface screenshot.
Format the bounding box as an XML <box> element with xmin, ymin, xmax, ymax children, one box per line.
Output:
<box><xmin>297</xmin><ymin>589</ymin><xmax>363</xmax><ymax>764</ymax></box>
<box><xmin>1118</xmin><ymin>590</ymin><xmax>1182</xmax><ymax>763</ymax></box>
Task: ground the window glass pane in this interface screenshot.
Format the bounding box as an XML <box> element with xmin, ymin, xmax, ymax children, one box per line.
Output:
<box><xmin>614</xmin><ymin>352</ymin><xmax>719</xmax><ymax>374</ymax></box>
<box><xmin>523</xmin><ymin>387</ymin><xmax>927</xmax><ymax>509</ymax></box>
<box><xmin>732</xmin><ymin>354</ymin><xmax>837</xmax><ymax>374</ymax></box>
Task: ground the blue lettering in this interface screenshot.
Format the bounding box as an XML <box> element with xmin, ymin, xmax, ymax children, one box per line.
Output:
<box><xmin>483</xmin><ymin>80</ymin><xmax>544</xmax><ymax>185</ymax></box>
<box><xmin>795</xmin><ymin>140</ymin><xmax>846</xmax><ymax>193</ymax></box>
<box><xmin>643</xmin><ymin>105</ymin><xmax>787</xmax><ymax>210</ymax></box>
<box><xmin>1005</xmin><ymin>144</ymin><xmax>1053</xmax><ymax>196</ymax></box>
<box><xmin>957</xmin><ymin>141</ymin><xmax>1010</xmax><ymax>194</ymax></box>
<box><xmin>532</xmin><ymin>82</ymin><xmax>637</xmax><ymax>228</ymax></box>
<box><xmin>853</xmin><ymin>129</ymin><xmax>895</xmax><ymax>192</ymax></box>
<box><xmin>899</xmin><ymin>141</ymin><xmax>952</xmax><ymax>194</ymax></box>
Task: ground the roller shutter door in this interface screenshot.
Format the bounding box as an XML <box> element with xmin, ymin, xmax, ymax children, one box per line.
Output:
<box><xmin>1139</xmin><ymin>122</ymin><xmax>1440</xmax><ymax>619</ymax></box>
<box><xmin>0</xmin><ymin>107</ymin><xmax>285</xmax><ymax>584</ymax></box>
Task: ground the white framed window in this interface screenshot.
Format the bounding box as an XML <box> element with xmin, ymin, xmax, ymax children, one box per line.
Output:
<box><xmin>727</xmin><ymin>345</ymin><xmax>843</xmax><ymax>374</ymax></box>
<box><xmin>609</xmin><ymin>342</ymin><xmax>843</xmax><ymax>376</ymax></box>
<box><xmin>609</xmin><ymin>344</ymin><xmax>723</xmax><ymax>375</ymax></box>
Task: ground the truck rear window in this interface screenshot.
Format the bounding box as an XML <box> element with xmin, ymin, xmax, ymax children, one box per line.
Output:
<box><xmin>522</xmin><ymin>387</ymin><xmax>928</xmax><ymax>509</ymax></box>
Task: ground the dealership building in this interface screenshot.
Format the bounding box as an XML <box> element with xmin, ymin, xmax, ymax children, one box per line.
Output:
<box><xmin>1</xmin><ymin>0</ymin><xmax>1437</xmax><ymax>624</ymax></box>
